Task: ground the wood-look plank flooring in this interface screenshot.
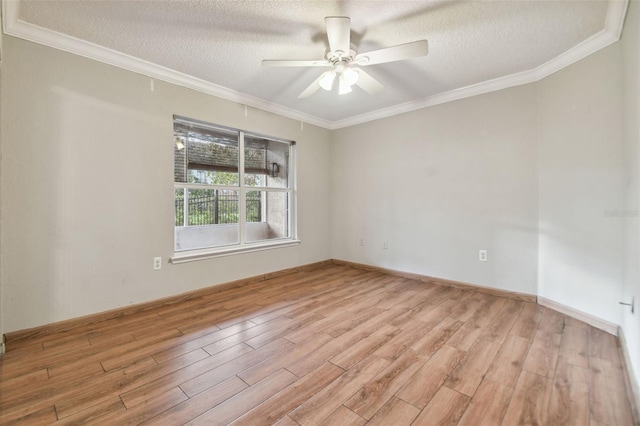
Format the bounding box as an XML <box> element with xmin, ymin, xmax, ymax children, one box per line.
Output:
<box><xmin>0</xmin><ymin>264</ymin><xmax>635</xmax><ymax>425</ymax></box>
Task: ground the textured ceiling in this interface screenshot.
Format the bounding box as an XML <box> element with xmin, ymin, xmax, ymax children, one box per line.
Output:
<box><xmin>12</xmin><ymin>0</ymin><xmax>615</xmax><ymax>126</ymax></box>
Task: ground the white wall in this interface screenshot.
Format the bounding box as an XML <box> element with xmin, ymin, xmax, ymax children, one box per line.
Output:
<box><xmin>537</xmin><ymin>45</ymin><xmax>625</xmax><ymax>326</ymax></box>
<box><xmin>1</xmin><ymin>36</ymin><xmax>332</xmax><ymax>332</ymax></box>
<box><xmin>621</xmin><ymin>0</ymin><xmax>640</xmax><ymax>394</ymax></box>
<box><xmin>331</xmin><ymin>85</ymin><xmax>539</xmax><ymax>295</ymax></box>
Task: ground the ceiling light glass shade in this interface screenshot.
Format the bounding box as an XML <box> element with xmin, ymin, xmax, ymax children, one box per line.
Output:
<box><xmin>318</xmin><ymin>70</ymin><xmax>336</xmax><ymax>91</ymax></box>
<box><xmin>342</xmin><ymin>66</ymin><xmax>359</xmax><ymax>86</ymax></box>
<box><xmin>338</xmin><ymin>74</ymin><xmax>353</xmax><ymax>95</ymax></box>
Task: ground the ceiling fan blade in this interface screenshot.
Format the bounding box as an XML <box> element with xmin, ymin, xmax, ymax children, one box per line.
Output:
<box><xmin>298</xmin><ymin>73</ymin><xmax>326</xmax><ymax>99</ymax></box>
<box><xmin>355</xmin><ymin>68</ymin><xmax>384</xmax><ymax>95</ymax></box>
<box><xmin>262</xmin><ymin>59</ymin><xmax>330</xmax><ymax>67</ymax></box>
<box><xmin>325</xmin><ymin>16</ymin><xmax>351</xmax><ymax>54</ymax></box>
<box><xmin>354</xmin><ymin>40</ymin><xmax>428</xmax><ymax>66</ymax></box>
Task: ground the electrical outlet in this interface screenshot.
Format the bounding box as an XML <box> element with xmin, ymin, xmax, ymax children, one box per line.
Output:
<box><xmin>383</xmin><ymin>241</ymin><xmax>388</xmax><ymax>249</ymax></box>
<box><xmin>479</xmin><ymin>250</ymin><xmax>487</xmax><ymax>262</ymax></box>
<box><xmin>360</xmin><ymin>239</ymin><xmax>365</xmax><ymax>246</ymax></box>
<box><xmin>153</xmin><ymin>257</ymin><xmax>162</xmax><ymax>270</ymax></box>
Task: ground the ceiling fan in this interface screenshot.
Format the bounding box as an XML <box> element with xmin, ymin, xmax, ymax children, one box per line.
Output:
<box><xmin>262</xmin><ymin>17</ymin><xmax>429</xmax><ymax>98</ymax></box>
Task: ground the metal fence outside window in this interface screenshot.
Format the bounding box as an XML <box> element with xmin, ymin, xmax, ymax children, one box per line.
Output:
<box><xmin>175</xmin><ymin>191</ymin><xmax>262</xmax><ymax>226</ymax></box>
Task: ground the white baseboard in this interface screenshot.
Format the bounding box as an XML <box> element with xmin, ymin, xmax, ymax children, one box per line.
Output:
<box><xmin>537</xmin><ymin>296</ymin><xmax>618</xmax><ymax>335</ymax></box>
<box><xmin>617</xmin><ymin>326</ymin><xmax>640</xmax><ymax>425</ymax></box>
<box><xmin>537</xmin><ymin>298</ymin><xmax>639</xmax><ymax>422</ymax></box>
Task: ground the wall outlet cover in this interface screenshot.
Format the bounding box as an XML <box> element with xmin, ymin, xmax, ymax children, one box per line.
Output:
<box><xmin>479</xmin><ymin>250</ymin><xmax>487</xmax><ymax>261</ymax></box>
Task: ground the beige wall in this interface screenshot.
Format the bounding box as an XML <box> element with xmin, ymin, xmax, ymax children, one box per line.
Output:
<box><xmin>1</xmin><ymin>36</ymin><xmax>332</xmax><ymax>332</ymax></box>
<box><xmin>622</xmin><ymin>0</ymin><xmax>640</xmax><ymax>395</ymax></box>
<box><xmin>537</xmin><ymin>44</ymin><xmax>625</xmax><ymax>325</ymax></box>
<box><xmin>331</xmin><ymin>84</ymin><xmax>539</xmax><ymax>295</ymax></box>
<box><xmin>0</xmin><ymin>27</ymin><xmax>3</xmax><ymax>351</ymax></box>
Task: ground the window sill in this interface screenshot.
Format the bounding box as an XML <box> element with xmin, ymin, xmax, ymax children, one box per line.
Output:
<box><xmin>170</xmin><ymin>239</ymin><xmax>301</xmax><ymax>264</ymax></box>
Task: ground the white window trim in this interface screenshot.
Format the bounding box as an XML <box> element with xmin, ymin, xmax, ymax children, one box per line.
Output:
<box><xmin>172</xmin><ymin>116</ymin><xmax>297</xmax><ymax>261</ymax></box>
<box><xmin>170</xmin><ymin>239</ymin><xmax>301</xmax><ymax>263</ymax></box>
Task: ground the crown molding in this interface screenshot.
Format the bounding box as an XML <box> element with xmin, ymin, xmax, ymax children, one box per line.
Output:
<box><xmin>331</xmin><ymin>68</ymin><xmax>538</xmax><ymax>129</ymax></box>
<box><xmin>2</xmin><ymin>0</ymin><xmax>629</xmax><ymax>131</ymax></box>
<box><xmin>1</xmin><ymin>0</ymin><xmax>332</xmax><ymax>130</ymax></box>
<box><xmin>332</xmin><ymin>0</ymin><xmax>629</xmax><ymax>129</ymax></box>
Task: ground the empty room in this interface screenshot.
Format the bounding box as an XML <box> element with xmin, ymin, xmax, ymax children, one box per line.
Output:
<box><xmin>0</xmin><ymin>0</ymin><xmax>639</xmax><ymax>424</ymax></box>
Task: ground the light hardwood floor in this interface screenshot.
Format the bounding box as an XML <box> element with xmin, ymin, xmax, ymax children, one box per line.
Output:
<box><xmin>0</xmin><ymin>264</ymin><xmax>635</xmax><ymax>425</ymax></box>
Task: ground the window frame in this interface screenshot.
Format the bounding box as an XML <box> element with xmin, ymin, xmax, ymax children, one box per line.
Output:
<box><xmin>171</xmin><ymin>116</ymin><xmax>299</xmax><ymax>263</ymax></box>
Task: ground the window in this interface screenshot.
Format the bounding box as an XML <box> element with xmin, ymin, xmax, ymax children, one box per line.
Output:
<box><xmin>173</xmin><ymin>116</ymin><xmax>296</xmax><ymax>258</ymax></box>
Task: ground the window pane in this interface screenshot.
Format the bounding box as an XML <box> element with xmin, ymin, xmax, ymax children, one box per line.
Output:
<box><xmin>244</xmin><ymin>135</ymin><xmax>289</xmax><ymax>189</ymax></box>
<box><xmin>246</xmin><ymin>190</ymin><xmax>263</xmax><ymax>223</ymax></box>
<box><xmin>175</xmin><ymin>188</ymin><xmax>185</xmax><ymax>226</ymax></box>
<box><xmin>246</xmin><ymin>191</ymin><xmax>289</xmax><ymax>242</ymax></box>
<box><xmin>174</xmin><ymin>121</ymin><xmax>239</xmax><ymax>186</ymax></box>
<box><xmin>174</xmin><ymin>116</ymin><xmax>295</xmax><ymax>254</ymax></box>
<box><xmin>174</xmin><ymin>188</ymin><xmax>240</xmax><ymax>251</ymax></box>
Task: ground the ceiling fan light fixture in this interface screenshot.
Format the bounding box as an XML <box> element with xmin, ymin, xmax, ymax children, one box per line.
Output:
<box><xmin>265</xmin><ymin>16</ymin><xmax>428</xmax><ymax>99</ymax></box>
<box><xmin>338</xmin><ymin>74</ymin><xmax>353</xmax><ymax>95</ymax></box>
<box><xmin>318</xmin><ymin>70</ymin><xmax>336</xmax><ymax>91</ymax></box>
<box><xmin>342</xmin><ymin>66</ymin><xmax>359</xmax><ymax>87</ymax></box>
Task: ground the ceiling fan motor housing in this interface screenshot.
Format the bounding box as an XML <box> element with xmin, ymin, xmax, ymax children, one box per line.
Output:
<box><xmin>325</xmin><ymin>48</ymin><xmax>357</xmax><ymax>65</ymax></box>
